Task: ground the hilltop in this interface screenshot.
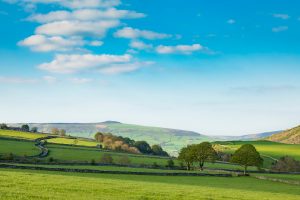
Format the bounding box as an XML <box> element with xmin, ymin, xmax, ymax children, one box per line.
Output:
<box><xmin>266</xmin><ymin>125</ymin><xmax>300</xmax><ymax>144</ymax></box>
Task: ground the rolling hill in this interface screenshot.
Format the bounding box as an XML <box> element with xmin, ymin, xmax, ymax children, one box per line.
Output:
<box><xmin>9</xmin><ymin>121</ymin><xmax>211</xmax><ymax>155</ymax></box>
<box><xmin>266</xmin><ymin>125</ymin><xmax>300</xmax><ymax>144</ymax></box>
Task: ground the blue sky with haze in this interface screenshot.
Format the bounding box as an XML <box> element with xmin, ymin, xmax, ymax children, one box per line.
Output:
<box><xmin>0</xmin><ymin>0</ymin><xmax>300</xmax><ymax>135</ymax></box>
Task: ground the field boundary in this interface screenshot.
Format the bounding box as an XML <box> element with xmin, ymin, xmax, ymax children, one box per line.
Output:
<box><xmin>253</xmin><ymin>175</ymin><xmax>300</xmax><ymax>185</ymax></box>
<box><xmin>0</xmin><ymin>164</ymin><xmax>232</xmax><ymax>177</ymax></box>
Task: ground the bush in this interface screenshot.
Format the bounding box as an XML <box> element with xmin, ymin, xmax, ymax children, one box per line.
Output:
<box><xmin>166</xmin><ymin>159</ymin><xmax>175</xmax><ymax>168</ymax></box>
<box><xmin>100</xmin><ymin>154</ymin><xmax>113</xmax><ymax>164</ymax></box>
<box><xmin>21</xmin><ymin>124</ymin><xmax>30</xmax><ymax>132</ymax></box>
<box><xmin>118</xmin><ymin>156</ymin><xmax>131</xmax><ymax>165</ymax></box>
<box><xmin>272</xmin><ymin>156</ymin><xmax>300</xmax><ymax>172</ymax></box>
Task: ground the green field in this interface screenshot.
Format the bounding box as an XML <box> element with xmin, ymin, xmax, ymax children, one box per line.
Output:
<box><xmin>47</xmin><ymin>137</ymin><xmax>100</xmax><ymax>147</ymax></box>
<box><xmin>0</xmin><ymin>139</ymin><xmax>39</xmax><ymax>157</ymax></box>
<box><xmin>215</xmin><ymin>141</ymin><xmax>300</xmax><ymax>167</ymax></box>
<box><xmin>0</xmin><ymin>168</ymin><xmax>300</xmax><ymax>200</ymax></box>
<box><xmin>0</xmin><ymin>129</ymin><xmax>46</xmax><ymax>140</ymax></box>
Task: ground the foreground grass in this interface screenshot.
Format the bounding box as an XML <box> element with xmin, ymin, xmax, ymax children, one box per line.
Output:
<box><xmin>0</xmin><ymin>168</ymin><xmax>300</xmax><ymax>200</ymax></box>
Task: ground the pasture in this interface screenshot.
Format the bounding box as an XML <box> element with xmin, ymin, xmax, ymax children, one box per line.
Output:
<box><xmin>0</xmin><ymin>168</ymin><xmax>300</xmax><ymax>200</ymax></box>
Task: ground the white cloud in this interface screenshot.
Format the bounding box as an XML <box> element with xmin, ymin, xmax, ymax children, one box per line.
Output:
<box><xmin>38</xmin><ymin>53</ymin><xmax>132</xmax><ymax>73</ymax></box>
<box><xmin>35</xmin><ymin>20</ymin><xmax>120</xmax><ymax>37</ymax></box>
<box><xmin>5</xmin><ymin>0</ymin><xmax>121</xmax><ymax>9</ymax></box>
<box><xmin>273</xmin><ymin>13</ymin><xmax>290</xmax><ymax>20</ymax></box>
<box><xmin>0</xmin><ymin>76</ymin><xmax>37</xmax><ymax>84</ymax></box>
<box><xmin>272</xmin><ymin>26</ymin><xmax>288</xmax><ymax>32</ymax></box>
<box><xmin>156</xmin><ymin>44</ymin><xmax>203</xmax><ymax>54</ymax></box>
<box><xmin>18</xmin><ymin>34</ymin><xmax>86</xmax><ymax>52</ymax></box>
<box><xmin>227</xmin><ymin>19</ymin><xmax>236</xmax><ymax>24</ymax></box>
<box><xmin>69</xmin><ymin>77</ymin><xmax>93</xmax><ymax>84</ymax></box>
<box><xmin>89</xmin><ymin>40</ymin><xmax>103</xmax><ymax>47</ymax></box>
<box><xmin>129</xmin><ymin>40</ymin><xmax>152</xmax><ymax>50</ymax></box>
<box><xmin>114</xmin><ymin>27</ymin><xmax>171</xmax><ymax>40</ymax></box>
<box><xmin>28</xmin><ymin>8</ymin><xmax>145</xmax><ymax>23</ymax></box>
<box><xmin>99</xmin><ymin>61</ymin><xmax>153</xmax><ymax>75</ymax></box>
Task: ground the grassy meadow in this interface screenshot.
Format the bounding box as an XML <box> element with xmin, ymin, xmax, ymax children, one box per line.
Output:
<box><xmin>0</xmin><ymin>168</ymin><xmax>300</xmax><ymax>200</ymax></box>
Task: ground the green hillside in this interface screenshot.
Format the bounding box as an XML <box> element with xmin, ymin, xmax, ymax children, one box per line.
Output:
<box><xmin>11</xmin><ymin>122</ymin><xmax>210</xmax><ymax>155</ymax></box>
<box><xmin>266</xmin><ymin>125</ymin><xmax>300</xmax><ymax>144</ymax></box>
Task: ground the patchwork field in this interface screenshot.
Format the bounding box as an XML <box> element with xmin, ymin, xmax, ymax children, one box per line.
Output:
<box><xmin>0</xmin><ymin>169</ymin><xmax>300</xmax><ymax>200</ymax></box>
<box><xmin>215</xmin><ymin>141</ymin><xmax>300</xmax><ymax>167</ymax></box>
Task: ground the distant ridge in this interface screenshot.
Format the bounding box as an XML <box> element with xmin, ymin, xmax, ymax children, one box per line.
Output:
<box><xmin>266</xmin><ymin>125</ymin><xmax>300</xmax><ymax>144</ymax></box>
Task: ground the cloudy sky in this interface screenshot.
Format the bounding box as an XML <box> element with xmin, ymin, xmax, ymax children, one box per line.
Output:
<box><xmin>0</xmin><ymin>0</ymin><xmax>300</xmax><ymax>135</ymax></box>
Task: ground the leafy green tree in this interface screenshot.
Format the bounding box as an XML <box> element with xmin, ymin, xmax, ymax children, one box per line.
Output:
<box><xmin>21</xmin><ymin>124</ymin><xmax>30</xmax><ymax>132</ymax></box>
<box><xmin>31</xmin><ymin>127</ymin><xmax>38</xmax><ymax>133</ymax></box>
<box><xmin>178</xmin><ymin>146</ymin><xmax>195</xmax><ymax>170</ymax></box>
<box><xmin>192</xmin><ymin>142</ymin><xmax>217</xmax><ymax>171</ymax></box>
<box><xmin>0</xmin><ymin>123</ymin><xmax>8</xmax><ymax>129</ymax></box>
<box><xmin>166</xmin><ymin>159</ymin><xmax>175</xmax><ymax>168</ymax></box>
<box><xmin>230</xmin><ymin>144</ymin><xmax>263</xmax><ymax>174</ymax></box>
<box><xmin>134</xmin><ymin>141</ymin><xmax>152</xmax><ymax>154</ymax></box>
<box><xmin>151</xmin><ymin>144</ymin><xmax>169</xmax><ymax>156</ymax></box>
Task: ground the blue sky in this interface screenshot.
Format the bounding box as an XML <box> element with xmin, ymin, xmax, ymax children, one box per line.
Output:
<box><xmin>0</xmin><ymin>0</ymin><xmax>300</xmax><ymax>135</ymax></box>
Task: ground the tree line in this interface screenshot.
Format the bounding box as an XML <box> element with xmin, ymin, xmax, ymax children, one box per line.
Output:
<box><xmin>94</xmin><ymin>132</ymin><xmax>169</xmax><ymax>156</ymax></box>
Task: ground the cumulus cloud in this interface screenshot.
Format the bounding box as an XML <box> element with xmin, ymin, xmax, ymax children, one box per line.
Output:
<box><xmin>27</xmin><ymin>8</ymin><xmax>145</xmax><ymax>23</ymax></box>
<box><xmin>129</xmin><ymin>40</ymin><xmax>152</xmax><ymax>50</ymax></box>
<box><xmin>5</xmin><ymin>0</ymin><xmax>121</xmax><ymax>9</ymax></box>
<box><xmin>35</xmin><ymin>20</ymin><xmax>120</xmax><ymax>37</ymax></box>
<box><xmin>99</xmin><ymin>61</ymin><xmax>153</xmax><ymax>74</ymax></box>
<box><xmin>114</xmin><ymin>27</ymin><xmax>171</xmax><ymax>40</ymax></box>
<box><xmin>273</xmin><ymin>13</ymin><xmax>290</xmax><ymax>20</ymax></box>
<box><xmin>272</xmin><ymin>26</ymin><xmax>288</xmax><ymax>32</ymax></box>
<box><xmin>156</xmin><ymin>44</ymin><xmax>203</xmax><ymax>54</ymax></box>
<box><xmin>18</xmin><ymin>34</ymin><xmax>87</xmax><ymax>52</ymax></box>
<box><xmin>38</xmin><ymin>53</ymin><xmax>133</xmax><ymax>73</ymax></box>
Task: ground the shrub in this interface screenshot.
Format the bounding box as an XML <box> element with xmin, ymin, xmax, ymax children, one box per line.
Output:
<box><xmin>21</xmin><ymin>124</ymin><xmax>30</xmax><ymax>132</ymax></box>
<box><xmin>166</xmin><ymin>159</ymin><xmax>175</xmax><ymax>168</ymax></box>
<box><xmin>48</xmin><ymin>157</ymin><xmax>54</xmax><ymax>163</ymax></box>
<box><xmin>100</xmin><ymin>154</ymin><xmax>113</xmax><ymax>164</ymax></box>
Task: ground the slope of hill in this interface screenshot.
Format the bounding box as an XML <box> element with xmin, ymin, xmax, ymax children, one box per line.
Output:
<box><xmin>266</xmin><ymin>125</ymin><xmax>300</xmax><ymax>144</ymax></box>
<box><xmin>9</xmin><ymin>122</ymin><xmax>211</xmax><ymax>155</ymax></box>
<box><xmin>216</xmin><ymin>131</ymin><xmax>282</xmax><ymax>141</ymax></box>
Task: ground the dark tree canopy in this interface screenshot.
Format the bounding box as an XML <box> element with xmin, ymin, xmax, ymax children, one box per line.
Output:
<box><xmin>0</xmin><ymin>123</ymin><xmax>8</xmax><ymax>129</ymax></box>
<box><xmin>230</xmin><ymin>144</ymin><xmax>263</xmax><ymax>174</ymax></box>
<box><xmin>151</xmin><ymin>144</ymin><xmax>169</xmax><ymax>157</ymax></box>
<box><xmin>31</xmin><ymin>127</ymin><xmax>38</xmax><ymax>133</ymax></box>
<box><xmin>21</xmin><ymin>124</ymin><xmax>30</xmax><ymax>132</ymax></box>
<box><xmin>134</xmin><ymin>141</ymin><xmax>152</xmax><ymax>154</ymax></box>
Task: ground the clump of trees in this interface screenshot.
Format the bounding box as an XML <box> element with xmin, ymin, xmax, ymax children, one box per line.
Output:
<box><xmin>94</xmin><ymin>132</ymin><xmax>169</xmax><ymax>156</ymax></box>
<box><xmin>271</xmin><ymin>156</ymin><xmax>300</xmax><ymax>172</ymax></box>
<box><xmin>178</xmin><ymin>142</ymin><xmax>217</xmax><ymax>170</ymax></box>
<box><xmin>51</xmin><ymin>128</ymin><xmax>66</xmax><ymax>136</ymax></box>
<box><xmin>230</xmin><ymin>144</ymin><xmax>263</xmax><ymax>174</ymax></box>
<box><xmin>0</xmin><ymin>123</ymin><xmax>8</xmax><ymax>129</ymax></box>
<box><xmin>0</xmin><ymin>123</ymin><xmax>39</xmax><ymax>133</ymax></box>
